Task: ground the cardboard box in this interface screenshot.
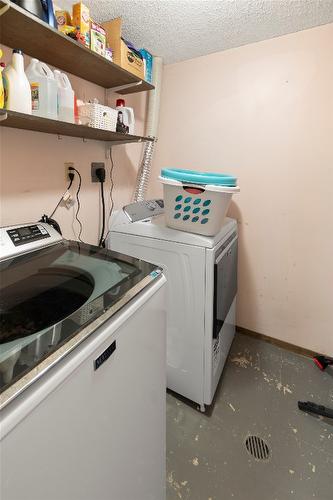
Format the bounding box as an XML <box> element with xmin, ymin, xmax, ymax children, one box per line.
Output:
<box><xmin>139</xmin><ymin>48</ymin><xmax>153</xmax><ymax>83</ymax></box>
<box><xmin>102</xmin><ymin>18</ymin><xmax>144</xmax><ymax>79</ymax></box>
<box><xmin>90</xmin><ymin>21</ymin><xmax>106</xmax><ymax>57</ymax></box>
<box><xmin>72</xmin><ymin>2</ymin><xmax>90</xmax><ymax>47</ymax></box>
<box><xmin>55</xmin><ymin>10</ymin><xmax>72</xmax><ymax>27</ymax></box>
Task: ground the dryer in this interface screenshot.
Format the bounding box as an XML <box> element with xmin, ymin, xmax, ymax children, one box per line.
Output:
<box><xmin>109</xmin><ymin>204</ymin><xmax>238</xmax><ymax>411</ymax></box>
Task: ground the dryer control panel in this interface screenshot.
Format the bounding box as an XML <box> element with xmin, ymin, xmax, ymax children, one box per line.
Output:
<box><xmin>123</xmin><ymin>199</ymin><xmax>164</xmax><ymax>222</ymax></box>
<box><xmin>7</xmin><ymin>224</ymin><xmax>50</xmax><ymax>246</ymax></box>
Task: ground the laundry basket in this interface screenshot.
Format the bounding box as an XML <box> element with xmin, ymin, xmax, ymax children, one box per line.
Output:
<box><xmin>159</xmin><ymin>168</ymin><xmax>240</xmax><ymax>236</ymax></box>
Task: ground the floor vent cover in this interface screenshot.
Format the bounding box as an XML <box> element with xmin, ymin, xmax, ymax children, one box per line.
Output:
<box><xmin>245</xmin><ymin>435</ymin><xmax>270</xmax><ymax>461</ymax></box>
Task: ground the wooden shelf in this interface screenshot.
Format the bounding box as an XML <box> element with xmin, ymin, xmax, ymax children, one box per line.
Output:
<box><xmin>0</xmin><ymin>0</ymin><xmax>154</xmax><ymax>94</ymax></box>
<box><xmin>0</xmin><ymin>109</ymin><xmax>153</xmax><ymax>144</ymax></box>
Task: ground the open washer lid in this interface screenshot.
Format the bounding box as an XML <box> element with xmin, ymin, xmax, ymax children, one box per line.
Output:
<box><xmin>0</xmin><ymin>238</ymin><xmax>160</xmax><ymax>394</ymax></box>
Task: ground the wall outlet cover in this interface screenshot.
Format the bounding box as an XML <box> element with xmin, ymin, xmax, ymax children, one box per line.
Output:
<box><xmin>91</xmin><ymin>162</ymin><xmax>105</xmax><ymax>182</ymax></box>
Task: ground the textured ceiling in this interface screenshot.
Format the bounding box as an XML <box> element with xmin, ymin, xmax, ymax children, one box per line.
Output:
<box><xmin>56</xmin><ymin>0</ymin><xmax>333</xmax><ymax>63</ymax></box>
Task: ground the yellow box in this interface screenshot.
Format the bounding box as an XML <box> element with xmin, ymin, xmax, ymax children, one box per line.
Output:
<box><xmin>72</xmin><ymin>2</ymin><xmax>90</xmax><ymax>46</ymax></box>
<box><xmin>55</xmin><ymin>10</ymin><xmax>72</xmax><ymax>27</ymax></box>
<box><xmin>102</xmin><ymin>18</ymin><xmax>144</xmax><ymax>79</ymax></box>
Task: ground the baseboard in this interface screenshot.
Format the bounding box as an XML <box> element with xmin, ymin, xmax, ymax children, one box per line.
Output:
<box><xmin>236</xmin><ymin>326</ymin><xmax>319</xmax><ymax>358</ymax></box>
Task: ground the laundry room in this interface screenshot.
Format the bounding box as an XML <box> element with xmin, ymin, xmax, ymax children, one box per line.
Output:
<box><xmin>0</xmin><ymin>1</ymin><xmax>332</xmax><ymax>499</ymax></box>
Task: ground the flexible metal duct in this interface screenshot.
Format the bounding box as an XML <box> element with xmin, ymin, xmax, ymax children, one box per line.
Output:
<box><xmin>133</xmin><ymin>56</ymin><xmax>163</xmax><ymax>202</ymax></box>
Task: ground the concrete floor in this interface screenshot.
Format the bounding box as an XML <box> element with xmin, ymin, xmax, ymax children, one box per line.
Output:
<box><xmin>166</xmin><ymin>333</ymin><xmax>333</xmax><ymax>500</ymax></box>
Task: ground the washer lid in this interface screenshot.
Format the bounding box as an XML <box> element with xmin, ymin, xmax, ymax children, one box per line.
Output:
<box><xmin>0</xmin><ymin>240</ymin><xmax>160</xmax><ymax>395</ymax></box>
<box><xmin>111</xmin><ymin>214</ymin><xmax>237</xmax><ymax>249</ymax></box>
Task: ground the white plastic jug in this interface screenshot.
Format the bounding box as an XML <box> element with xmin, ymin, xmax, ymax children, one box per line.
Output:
<box><xmin>54</xmin><ymin>70</ymin><xmax>74</xmax><ymax>123</ymax></box>
<box><xmin>116</xmin><ymin>99</ymin><xmax>135</xmax><ymax>134</ymax></box>
<box><xmin>26</xmin><ymin>58</ymin><xmax>58</xmax><ymax>119</ymax></box>
<box><xmin>3</xmin><ymin>49</ymin><xmax>32</xmax><ymax>114</ymax></box>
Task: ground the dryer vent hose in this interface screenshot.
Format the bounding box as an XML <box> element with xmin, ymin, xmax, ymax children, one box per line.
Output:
<box><xmin>133</xmin><ymin>56</ymin><xmax>163</xmax><ymax>202</ymax></box>
<box><xmin>133</xmin><ymin>139</ymin><xmax>156</xmax><ymax>202</ymax></box>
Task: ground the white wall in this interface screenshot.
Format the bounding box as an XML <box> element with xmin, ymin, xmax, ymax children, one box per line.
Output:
<box><xmin>148</xmin><ymin>24</ymin><xmax>333</xmax><ymax>355</ymax></box>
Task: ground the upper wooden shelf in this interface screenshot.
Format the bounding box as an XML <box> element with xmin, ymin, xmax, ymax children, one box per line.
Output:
<box><xmin>0</xmin><ymin>0</ymin><xmax>154</xmax><ymax>94</ymax></box>
<box><xmin>0</xmin><ymin>109</ymin><xmax>153</xmax><ymax>144</ymax></box>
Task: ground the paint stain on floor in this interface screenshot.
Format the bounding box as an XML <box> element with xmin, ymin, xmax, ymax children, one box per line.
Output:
<box><xmin>166</xmin><ymin>333</ymin><xmax>333</xmax><ymax>500</ymax></box>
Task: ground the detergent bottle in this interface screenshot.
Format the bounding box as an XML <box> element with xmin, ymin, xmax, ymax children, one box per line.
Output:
<box><xmin>54</xmin><ymin>70</ymin><xmax>74</xmax><ymax>123</ymax></box>
<box><xmin>116</xmin><ymin>99</ymin><xmax>135</xmax><ymax>134</ymax></box>
<box><xmin>0</xmin><ymin>63</ymin><xmax>5</xmax><ymax>108</ymax></box>
<box><xmin>26</xmin><ymin>58</ymin><xmax>58</xmax><ymax>119</ymax></box>
<box><xmin>3</xmin><ymin>49</ymin><xmax>32</xmax><ymax>114</ymax></box>
<box><xmin>0</xmin><ymin>48</ymin><xmax>5</xmax><ymax>109</ymax></box>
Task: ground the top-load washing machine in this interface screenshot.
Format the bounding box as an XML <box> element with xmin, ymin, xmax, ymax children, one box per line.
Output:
<box><xmin>0</xmin><ymin>221</ymin><xmax>166</xmax><ymax>500</ymax></box>
<box><xmin>108</xmin><ymin>201</ymin><xmax>238</xmax><ymax>411</ymax></box>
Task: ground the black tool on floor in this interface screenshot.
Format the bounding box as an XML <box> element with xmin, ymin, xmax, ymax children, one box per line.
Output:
<box><xmin>298</xmin><ymin>353</ymin><xmax>333</xmax><ymax>420</ymax></box>
<box><xmin>298</xmin><ymin>401</ymin><xmax>333</xmax><ymax>419</ymax></box>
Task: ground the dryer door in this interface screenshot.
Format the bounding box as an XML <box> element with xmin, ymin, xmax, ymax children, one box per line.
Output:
<box><xmin>213</xmin><ymin>234</ymin><xmax>238</xmax><ymax>338</ymax></box>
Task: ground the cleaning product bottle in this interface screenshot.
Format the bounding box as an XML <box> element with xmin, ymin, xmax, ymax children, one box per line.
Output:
<box><xmin>41</xmin><ymin>0</ymin><xmax>58</xmax><ymax>29</ymax></box>
<box><xmin>26</xmin><ymin>58</ymin><xmax>58</xmax><ymax>119</ymax></box>
<box><xmin>3</xmin><ymin>49</ymin><xmax>32</xmax><ymax>114</ymax></box>
<box><xmin>54</xmin><ymin>70</ymin><xmax>74</xmax><ymax>123</ymax></box>
<box><xmin>0</xmin><ymin>63</ymin><xmax>5</xmax><ymax>108</ymax></box>
<box><xmin>116</xmin><ymin>99</ymin><xmax>135</xmax><ymax>134</ymax></box>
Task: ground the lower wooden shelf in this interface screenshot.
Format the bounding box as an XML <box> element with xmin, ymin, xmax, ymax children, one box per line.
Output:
<box><xmin>0</xmin><ymin>109</ymin><xmax>152</xmax><ymax>144</ymax></box>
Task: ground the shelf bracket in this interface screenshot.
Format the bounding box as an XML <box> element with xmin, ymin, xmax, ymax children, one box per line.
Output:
<box><xmin>107</xmin><ymin>81</ymin><xmax>143</xmax><ymax>94</ymax></box>
<box><xmin>0</xmin><ymin>3</ymin><xmax>10</xmax><ymax>18</ymax></box>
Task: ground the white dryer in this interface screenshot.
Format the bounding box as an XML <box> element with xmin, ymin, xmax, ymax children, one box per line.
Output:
<box><xmin>108</xmin><ymin>202</ymin><xmax>238</xmax><ymax>411</ymax></box>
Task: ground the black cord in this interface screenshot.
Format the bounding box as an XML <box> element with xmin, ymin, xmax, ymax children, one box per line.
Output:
<box><xmin>49</xmin><ymin>177</ymin><xmax>73</xmax><ymax>219</ymax></box>
<box><xmin>101</xmin><ymin>148</ymin><xmax>115</xmax><ymax>247</ymax></box>
<box><xmin>69</xmin><ymin>167</ymin><xmax>83</xmax><ymax>242</ymax></box>
<box><xmin>99</xmin><ymin>178</ymin><xmax>106</xmax><ymax>247</ymax></box>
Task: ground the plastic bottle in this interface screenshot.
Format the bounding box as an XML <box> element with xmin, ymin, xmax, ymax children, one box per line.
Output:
<box><xmin>42</xmin><ymin>0</ymin><xmax>58</xmax><ymax>29</ymax></box>
<box><xmin>3</xmin><ymin>49</ymin><xmax>32</xmax><ymax>114</ymax></box>
<box><xmin>26</xmin><ymin>58</ymin><xmax>58</xmax><ymax>119</ymax></box>
<box><xmin>116</xmin><ymin>99</ymin><xmax>135</xmax><ymax>134</ymax></box>
<box><xmin>0</xmin><ymin>62</ymin><xmax>5</xmax><ymax>109</ymax></box>
<box><xmin>54</xmin><ymin>70</ymin><xmax>74</xmax><ymax>123</ymax></box>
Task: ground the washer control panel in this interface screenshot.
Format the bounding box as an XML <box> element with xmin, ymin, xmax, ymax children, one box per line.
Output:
<box><xmin>7</xmin><ymin>224</ymin><xmax>50</xmax><ymax>246</ymax></box>
<box><xmin>123</xmin><ymin>199</ymin><xmax>164</xmax><ymax>222</ymax></box>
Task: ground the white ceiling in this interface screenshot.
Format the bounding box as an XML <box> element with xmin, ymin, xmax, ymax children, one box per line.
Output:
<box><xmin>56</xmin><ymin>0</ymin><xmax>333</xmax><ymax>64</ymax></box>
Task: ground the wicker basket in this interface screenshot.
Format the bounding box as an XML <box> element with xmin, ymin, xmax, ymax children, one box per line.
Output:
<box><xmin>79</xmin><ymin>103</ymin><xmax>118</xmax><ymax>131</ymax></box>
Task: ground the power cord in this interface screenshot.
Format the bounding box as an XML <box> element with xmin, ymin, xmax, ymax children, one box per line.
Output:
<box><xmin>39</xmin><ymin>173</ymin><xmax>75</xmax><ymax>234</ymax></box>
<box><xmin>101</xmin><ymin>147</ymin><xmax>115</xmax><ymax>247</ymax></box>
<box><xmin>96</xmin><ymin>167</ymin><xmax>106</xmax><ymax>247</ymax></box>
<box><xmin>68</xmin><ymin>166</ymin><xmax>83</xmax><ymax>242</ymax></box>
<box><xmin>49</xmin><ymin>173</ymin><xmax>74</xmax><ymax>219</ymax></box>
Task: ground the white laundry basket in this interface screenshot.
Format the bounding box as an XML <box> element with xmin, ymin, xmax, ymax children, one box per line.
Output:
<box><xmin>78</xmin><ymin>102</ymin><xmax>118</xmax><ymax>131</ymax></box>
<box><xmin>159</xmin><ymin>169</ymin><xmax>240</xmax><ymax>236</ymax></box>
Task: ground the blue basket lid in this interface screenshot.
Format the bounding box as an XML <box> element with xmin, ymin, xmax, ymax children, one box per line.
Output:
<box><xmin>161</xmin><ymin>168</ymin><xmax>237</xmax><ymax>187</ymax></box>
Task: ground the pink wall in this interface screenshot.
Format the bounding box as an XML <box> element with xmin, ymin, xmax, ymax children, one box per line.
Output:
<box><xmin>1</xmin><ymin>24</ymin><xmax>332</xmax><ymax>354</ymax></box>
<box><xmin>0</xmin><ymin>44</ymin><xmax>147</xmax><ymax>245</ymax></box>
<box><xmin>149</xmin><ymin>24</ymin><xmax>333</xmax><ymax>355</ymax></box>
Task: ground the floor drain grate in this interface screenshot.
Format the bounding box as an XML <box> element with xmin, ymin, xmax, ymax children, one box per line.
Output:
<box><xmin>245</xmin><ymin>435</ymin><xmax>270</xmax><ymax>461</ymax></box>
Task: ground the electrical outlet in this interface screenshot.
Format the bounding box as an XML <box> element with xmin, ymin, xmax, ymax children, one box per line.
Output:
<box><xmin>91</xmin><ymin>162</ymin><xmax>105</xmax><ymax>182</ymax></box>
<box><xmin>65</xmin><ymin>162</ymin><xmax>74</xmax><ymax>181</ymax></box>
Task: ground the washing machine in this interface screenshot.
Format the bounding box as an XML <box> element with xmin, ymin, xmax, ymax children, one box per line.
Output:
<box><xmin>0</xmin><ymin>221</ymin><xmax>166</xmax><ymax>500</ymax></box>
<box><xmin>108</xmin><ymin>201</ymin><xmax>238</xmax><ymax>411</ymax></box>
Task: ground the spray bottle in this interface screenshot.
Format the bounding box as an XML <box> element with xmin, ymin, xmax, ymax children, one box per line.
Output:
<box><xmin>116</xmin><ymin>99</ymin><xmax>135</xmax><ymax>134</ymax></box>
